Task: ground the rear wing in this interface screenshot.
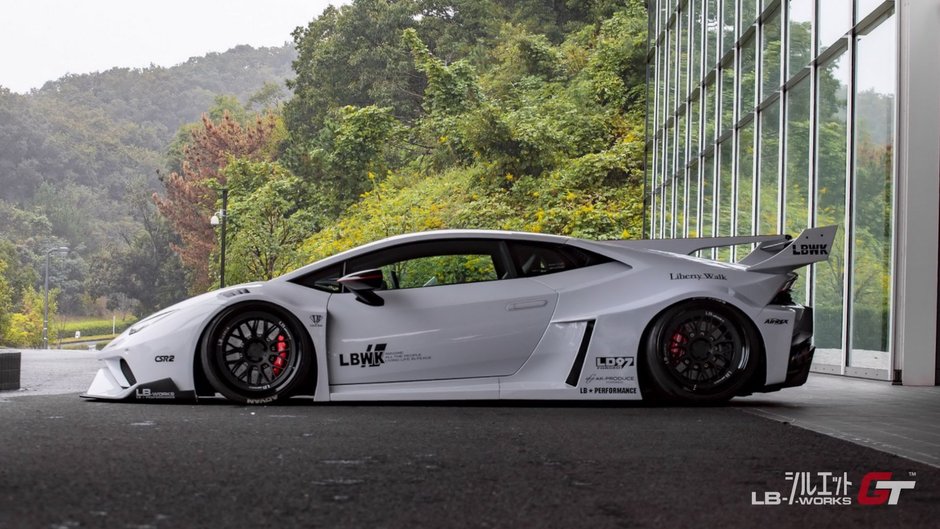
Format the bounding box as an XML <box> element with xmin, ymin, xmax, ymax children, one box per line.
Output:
<box><xmin>609</xmin><ymin>226</ymin><xmax>837</xmax><ymax>274</ymax></box>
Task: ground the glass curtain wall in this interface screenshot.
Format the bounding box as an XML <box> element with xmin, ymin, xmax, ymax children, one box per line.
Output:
<box><xmin>644</xmin><ymin>0</ymin><xmax>898</xmax><ymax>379</ymax></box>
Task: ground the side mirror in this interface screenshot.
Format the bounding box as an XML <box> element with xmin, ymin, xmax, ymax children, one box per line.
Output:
<box><xmin>337</xmin><ymin>269</ymin><xmax>385</xmax><ymax>306</ymax></box>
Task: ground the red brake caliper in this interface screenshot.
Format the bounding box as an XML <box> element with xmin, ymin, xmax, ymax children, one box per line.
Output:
<box><xmin>272</xmin><ymin>335</ymin><xmax>288</xmax><ymax>377</ymax></box>
<box><xmin>668</xmin><ymin>329</ymin><xmax>687</xmax><ymax>366</ymax></box>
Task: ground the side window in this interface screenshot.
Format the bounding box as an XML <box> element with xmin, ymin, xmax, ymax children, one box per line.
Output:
<box><xmin>382</xmin><ymin>254</ymin><xmax>498</xmax><ymax>289</ymax></box>
<box><xmin>508</xmin><ymin>242</ymin><xmax>612</xmax><ymax>277</ymax></box>
<box><xmin>347</xmin><ymin>239</ymin><xmax>507</xmax><ymax>290</ymax></box>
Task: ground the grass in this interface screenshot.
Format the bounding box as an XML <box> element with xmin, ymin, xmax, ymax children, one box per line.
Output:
<box><xmin>55</xmin><ymin>316</ymin><xmax>138</xmax><ymax>340</ymax></box>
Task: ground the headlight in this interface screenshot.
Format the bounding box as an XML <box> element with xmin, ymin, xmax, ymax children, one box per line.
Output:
<box><xmin>128</xmin><ymin>309</ymin><xmax>180</xmax><ymax>335</ymax></box>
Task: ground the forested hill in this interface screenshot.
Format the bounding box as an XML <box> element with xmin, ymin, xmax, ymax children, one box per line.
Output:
<box><xmin>1</xmin><ymin>44</ymin><xmax>295</xmax><ymax>205</ymax></box>
<box><xmin>27</xmin><ymin>44</ymin><xmax>295</xmax><ymax>140</ymax></box>
<box><xmin>0</xmin><ymin>44</ymin><xmax>295</xmax><ymax>319</ymax></box>
<box><xmin>1</xmin><ymin>0</ymin><xmax>648</xmax><ymax>348</ymax></box>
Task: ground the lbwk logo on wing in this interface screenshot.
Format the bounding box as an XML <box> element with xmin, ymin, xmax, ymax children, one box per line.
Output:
<box><xmin>340</xmin><ymin>344</ymin><xmax>386</xmax><ymax>368</ymax></box>
<box><xmin>791</xmin><ymin>243</ymin><xmax>828</xmax><ymax>255</ymax></box>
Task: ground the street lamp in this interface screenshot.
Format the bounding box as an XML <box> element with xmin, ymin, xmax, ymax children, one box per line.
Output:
<box><xmin>210</xmin><ymin>187</ymin><xmax>228</xmax><ymax>288</ymax></box>
<box><xmin>42</xmin><ymin>246</ymin><xmax>69</xmax><ymax>349</ymax></box>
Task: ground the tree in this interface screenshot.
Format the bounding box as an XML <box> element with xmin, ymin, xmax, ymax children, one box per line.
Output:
<box><xmin>86</xmin><ymin>186</ymin><xmax>188</xmax><ymax>314</ymax></box>
<box><xmin>0</xmin><ymin>257</ymin><xmax>12</xmax><ymax>343</ymax></box>
<box><xmin>221</xmin><ymin>159</ymin><xmax>321</xmax><ymax>283</ymax></box>
<box><xmin>4</xmin><ymin>285</ymin><xmax>57</xmax><ymax>348</ymax></box>
<box><xmin>153</xmin><ymin>111</ymin><xmax>279</xmax><ymax>292</ymax></box>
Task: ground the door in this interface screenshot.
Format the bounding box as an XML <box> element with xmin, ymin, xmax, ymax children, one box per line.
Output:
<box><xmin>326</xmin><ymin>239</ymin><xmax>558</xmax><ymax>384</ymax></box>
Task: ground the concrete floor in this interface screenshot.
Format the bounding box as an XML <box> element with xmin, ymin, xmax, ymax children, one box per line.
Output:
<box><xmin>740</xmin><ymin>373</ymin><xmax>940</xmax><ymax>468</ymax></box>
<box><xmin>4</xmin><ymin>349</ymin><xmax>940</xmax><ymax>469</ymax></box>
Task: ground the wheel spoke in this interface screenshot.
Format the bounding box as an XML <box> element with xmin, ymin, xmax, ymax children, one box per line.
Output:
<box><xmin>661</xmin><ymin>309</ymin><xmax>745</xmax><ymax>391</ymax></box>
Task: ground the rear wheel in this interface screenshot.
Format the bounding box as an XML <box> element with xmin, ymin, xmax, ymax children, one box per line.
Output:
<box><xmin>201</xmin><ymin>304</ymin><xmax>313</xmax><ymax>404</ymax></box>
<box><xmin>644</xmin><ymin>300</ymin><xmax>759</xmax><ymax>403</ymax></box>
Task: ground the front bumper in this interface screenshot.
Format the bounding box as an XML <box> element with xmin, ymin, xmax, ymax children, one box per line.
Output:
<box><xmin>82</xmin><ymin>364</ymin><xmax>196</xmax><ymax>402</ymax></box>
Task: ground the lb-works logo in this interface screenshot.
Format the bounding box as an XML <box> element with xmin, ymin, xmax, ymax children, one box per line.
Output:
<box><xmin>750</xmin><ymin>471</ymin><xmax>916</xmax><ymax>506</ymax></box>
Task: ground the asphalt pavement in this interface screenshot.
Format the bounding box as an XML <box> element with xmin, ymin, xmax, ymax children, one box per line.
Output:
<box><xmin>0</xmin><ymin>350</ymin><xmax>938</xmax><ymax>528</ymax></box>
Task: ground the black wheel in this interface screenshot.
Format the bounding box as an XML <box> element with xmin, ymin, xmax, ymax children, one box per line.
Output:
<box><xmin>644</xmin><ymin>300</ymin><xmax>760</xmax><ymax>403</ymax></box>
<box><xmin>201</xmin><ymin>304</ymin><xmax>313</xmax><ymax>404</ymax></box>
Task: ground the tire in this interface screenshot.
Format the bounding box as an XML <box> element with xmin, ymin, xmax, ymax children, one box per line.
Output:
<box><xmin>643</xmin><ymin>300</ymin><xmax>760</xmax><ymax>403</ymax></box>
<box><xmin>201</xmin><ymin>304</ymin><xmax>313</xmax><ymax>404</ymax></box>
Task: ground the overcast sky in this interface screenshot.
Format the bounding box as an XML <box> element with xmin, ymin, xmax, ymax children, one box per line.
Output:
<box><xmin>0</xmin><ymin>0</ymin><xmax>345</xmax><ymax>93</ymax></box>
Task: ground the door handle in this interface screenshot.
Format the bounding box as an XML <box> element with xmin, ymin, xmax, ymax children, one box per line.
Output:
<box><xmin>506</xmin><ymin>299</ymin><xmax>548</xmax><ymax>311</ymax></box>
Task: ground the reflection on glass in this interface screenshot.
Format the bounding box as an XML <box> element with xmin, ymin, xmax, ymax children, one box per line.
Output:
<box><xmin>813</xmin><ymin>51</ymin><xmax>849</xmax><ymax>362</ymax></box>
<box><xmin>704</xmin><ymin>80</ymin><xmax>716</xmax><ymax>145</ymax></box>
<box><xmin>666</xmin><ymin>121</ymin><xmax>674</xmax><ymax>186</ymax></box>
<box><xmin>650</xmin><ymin>173</ymin><xmax>658</xmax><ymax>238</ymax></box>
<box><xmin>680</xmin><ymin>7</ymin><xmax>689</xmax><ymax>104</ymax></box>
<box><xmin>645</xmin><ymin>146</ymin><xmax>654</xmax><ymax>239</ymax></box>
<box><xmin>785</xmin><ymin>77</ymin><xmax>811</xmax><ymax>304</ymax></box>
<box><xmin>762</xmin><ymin>7</ymin><xmax>782</xmax><ymax>99</ymax></box>
<box><xmin>739</xmin><ymin>35</ymin><xmax>756</xmax><ymax>116</ymax></box>
<box><xmin>788</xmin><ymin>0</ymin><xmax>813</xmax><ymax>76</ymax></box>
<box><xmin>759</xmin><ymin>101</ymin><xmax>780</xmax><ymax>234</ymax></box>
<box><xmin>722</xmin><ymin>0</ymin><xmax>736</xmax><ymax>55</ymax></box>
<box><xmin>659</xmin><ymin>44</ymin><xmax>668</xmax><ymax>129</ymax></box>
<box><xmin>676</xmin><ymin>170</ymin><xmax>686</xmax><ymax>237</ymax></box>
<box><xmin>818</xmin><ymin>0</ymin><xmax>851</xmax><ymax>53</ymax></box>
<box><xmin>856</xmin><ymin>0</ymin><xmax>884</xmax><ymax>23</ymax></box>
<box><xmin>702</xmin><ymin>151</ymin><xmax>716</xmax><ymax>239</ymax></box>
<box><xmin>718</xmin><ymin>140</ymin><xmax>734</xmax><ymax>262</ymax></box>
<box><xmin>678</xmin><ymin>110</ymin><xmax>687</xmax><ymax>175</ymax></box>
<box><xmin>849</xmin><ymin>13</ymin><xmax>895</xmax><ymax>372</ymax></box>
<box><xmin>688</xmin><ymin>160</ymin><xmax>700</xmax><ymax>237</ymax></box>
<box><xmin>659</xmin><ymin>0</ymin><xmax>669</xmax><ymax>36</ymax></box>
<box><xmin>648</xmin><ymin>57</ymin><xmax>655</xmax><ymax>136</ymax></box>
<box><xmin>690</xmin><ymin>0</ymin><xmax>701</xmax><ymax>86</ymax></box>
<box><xmin>664</xmin><ymin>181</ymin><xmax>673</xmax><ymax>239</ymax></box>
<box><xmin>737</xmin><ymin>122</ymin><xmax>755</xmax><ymax>243</ymax></box>
<box><xmin>721</xmin><ymin>64</ymin><xmax>735</xmax><ymax>134</ymax></box>
<box><xmin>670</xmin><ymin>24</ymin><xmax>679</xmax><ymax>114</ymax></box>
<box><xmin>741</xmin><ymin>0</ymin><xmax>758</xmax><ymax>29</ymax></box>
<box><xmin>706</xmin><ymin>0</ymin><xmax>719</xmax><ymax>71</ymax></box>
<box><xmin>690</xmin><ymin>94</ymin><xmax>701</xmax><ymax>158</ymax></box>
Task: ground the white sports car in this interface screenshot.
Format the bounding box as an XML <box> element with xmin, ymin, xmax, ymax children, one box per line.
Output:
<box><xmin>83</xmin><ymin>226</ymin><xmax>835</xmax><ymax>404</ymax></box>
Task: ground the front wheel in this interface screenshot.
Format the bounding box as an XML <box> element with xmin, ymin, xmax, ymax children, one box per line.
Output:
<box><xmin>644</xmin><ymin>300</ymin><xmax>760</xmax><ymax>403</ymax></box>
<box><xmin>201</xmin><ymin>304</ymin><xmax>313</xmax><ymax>404</ymax></box>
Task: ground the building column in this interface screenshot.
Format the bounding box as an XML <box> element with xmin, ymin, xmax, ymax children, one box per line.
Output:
<box><xmin>895</xmin><ymin>0</ymin><xmax>940</xmax><ymax>385</ymax></box>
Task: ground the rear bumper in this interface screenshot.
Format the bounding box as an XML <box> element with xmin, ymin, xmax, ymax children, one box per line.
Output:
<box><xmin>760</xmin><ymin>306</ymin><xmax>815</xmax><ymax>392</ymax></box>
<box><xmin>781</xmin><ymin>306</ymin><xmax>814</xmax><ymax>387</ymax></box>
